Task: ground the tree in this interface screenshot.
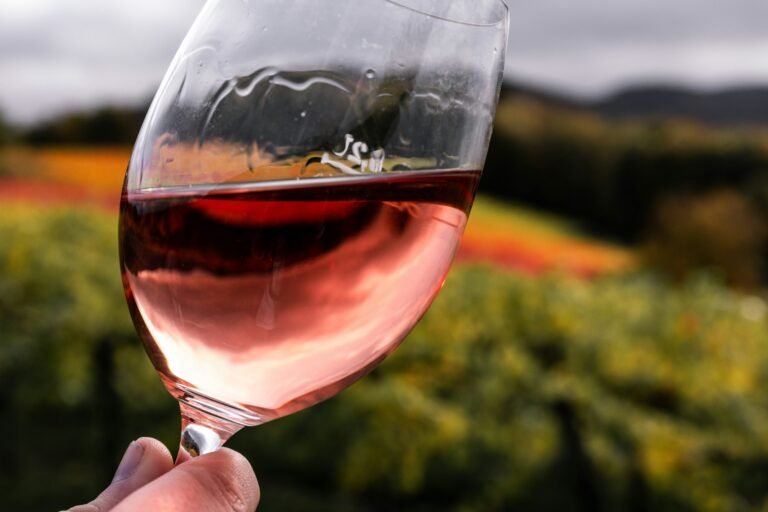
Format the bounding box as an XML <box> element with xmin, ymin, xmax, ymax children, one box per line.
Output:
<box><xmin>0</xmin><ymin>109</ymin><xmax>14</xmax><ymax>146</ymax></box>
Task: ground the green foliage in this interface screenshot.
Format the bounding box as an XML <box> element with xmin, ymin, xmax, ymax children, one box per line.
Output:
<box><xmin>308</xmin><ymin>268</ymin><xmax>768</xmax><ymax>511</ymax></box>
<box><xmin>4</xmin><ymin>205</ymin><xmax>768</xmax><ymax>511</ymax></box>
<box><xmin>643</xmin><ymin>189</ymin><xmax>768</xmax><ymax>288</ymax></box>
<box><xmin>0</xmin><ymin>206</ymin><xmax>137</xmax><ymax>407</ymax></box>
<box><xmin>483</xmin><ymin>97</ymin><xmax>768</xmax><ymax>241</ymax></box>
<box><xmin>23</xmin><ymin>107</ymin><xmax>144</xmax><ymax>146</ymax></box>
<box><xmin>484</xmin><ymin>96</ymin><xmax>768</xmax><ymax>282</ymax></box>
<box><xmin>0</xmin><ymin>110</ymin><xmax>13</xmax><ymax>147</ymax></box>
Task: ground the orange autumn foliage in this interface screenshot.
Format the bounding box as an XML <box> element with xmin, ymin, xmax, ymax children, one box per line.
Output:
<box><xmin>1</xmin><ymin>146</ymin><xmax>634</xmax><ymax>277</ymax></box>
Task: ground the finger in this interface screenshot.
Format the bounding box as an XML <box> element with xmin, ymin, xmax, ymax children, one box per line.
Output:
<box><xmin>112</xmin><ymin>448</ymin><xmax>259</xmax><ymax>512</ymax></box>
<box><xmin>69</xmin><ymin>437</ymin><xmax>174</xmax><ymax>512</ymax></box>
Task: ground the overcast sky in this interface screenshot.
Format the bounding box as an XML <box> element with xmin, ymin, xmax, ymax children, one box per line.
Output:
<box><xmin>2</xmin><ymin>0</ymin><xmax>767</xmax><ymax>124</ymax></box>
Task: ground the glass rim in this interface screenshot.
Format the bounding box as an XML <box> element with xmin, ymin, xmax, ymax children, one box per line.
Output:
<box><xmin>384</xmin><ymin>0</ymin><xmax>509</xmax><ymax>28</ymax></box>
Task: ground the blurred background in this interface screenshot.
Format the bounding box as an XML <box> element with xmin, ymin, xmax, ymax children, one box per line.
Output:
<box><xmin>3</xmin><ymin>0</ymin><xmax>768</xmax><ymax>510</ymax></box>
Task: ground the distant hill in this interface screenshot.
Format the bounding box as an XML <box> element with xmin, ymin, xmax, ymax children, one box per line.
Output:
<box><xmin>10</xmin><ymin>81</ymin><xmax>768</xmax><ymax>147</ymax></box>
<box><xmin>592</xmin><ymin>85</ymin><xmax>768</xmax><ymax>127</ymax></box>
<box><xmin>502</xmin><ymin>81</ymin><xmax>768</xmax><ymax>128</ymax></box>
<box><xmin>500</xmin><ymin>82</ymin><xmax>585</xmax><ymax>111</ymax></box>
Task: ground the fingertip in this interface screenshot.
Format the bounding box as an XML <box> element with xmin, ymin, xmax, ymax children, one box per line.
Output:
<box><xmin>134</xmin><ymin>437</ymin><xmax>174</xmax><ymax>472</ymax></box>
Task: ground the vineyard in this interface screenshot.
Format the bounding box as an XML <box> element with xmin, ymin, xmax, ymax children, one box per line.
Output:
<box><xmin>1</xmin><ymin>200</ymin><xmax>767</xmax><ymax>511</ymax></box>
<box><xmin>0</xmin><ymin>142</ymin><xmax>768</xmax><ymax>512</ymax></box>
<box><xmin>4</xmin><ymin>98</ymin><xmax>768</xmax><ymax>510</ymax></box>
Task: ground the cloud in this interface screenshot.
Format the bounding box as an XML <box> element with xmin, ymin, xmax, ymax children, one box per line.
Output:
<box><xmin>1</xmin><ymin>0</ymin><xmax>767</xmax><ymax>123</ymax></box>
<box><xmin>504</xmin><ymin>0</ymin><xmax>768</xmax><ymax>95</ymax></box>
<box><xmin>0</xmin><ymin>0</ymin><xmax>204</xmax><ymax>124</ymax></box>
<box><xmin>507</xmin><ymin>0</ymin><xmax>768</xmax><ymax>48</ymax></box>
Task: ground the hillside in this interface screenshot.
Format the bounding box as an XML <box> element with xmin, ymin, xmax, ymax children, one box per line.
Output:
<box><xmin>0</xmin><ymin>146</ymin><xmax>632</xmax><ymax>278</ymax></box>
<box><xmin>5</xmin><ymin>81</ymin><xmax>768</xmax><ymax>149</ymax></box>
<box><xmin>591</xmin><ymin>85</ymin><xmax>768</xmax><ymax>127</ymax></box>
<box><xmin>501</xmin><ymin>81</ymin><xmax>768</xmax><ymax>128</ymax></box>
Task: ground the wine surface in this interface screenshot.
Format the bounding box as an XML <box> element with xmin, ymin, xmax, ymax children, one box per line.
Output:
<box><xmin>120</xmin><ymin>169</ymin><xmax>480</xmax><ymax>423</ymax></box>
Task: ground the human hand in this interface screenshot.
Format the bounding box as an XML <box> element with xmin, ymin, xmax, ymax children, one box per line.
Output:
<box><xmin>67</xmin><ymin>437</ymin><xmax>260</xmax><ymax>512</ymax></box>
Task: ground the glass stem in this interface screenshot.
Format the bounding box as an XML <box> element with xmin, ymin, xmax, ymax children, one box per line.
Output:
<box><xmin>176</xmin><ymin>402</ymin><xmax>243</xmax><ymax>464</ymax></box>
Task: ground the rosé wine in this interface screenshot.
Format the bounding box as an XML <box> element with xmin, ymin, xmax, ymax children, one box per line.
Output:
<box><xmin>120</xmin><ymin>169</ymin><xmax>480</xmax><ymax>423</ymax></box>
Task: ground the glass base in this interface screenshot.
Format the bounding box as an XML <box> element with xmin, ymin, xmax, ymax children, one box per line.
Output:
<box><xmin>168</xmin><ymin>381</ymin><xmax>270</xmax><ymax>460</ymax></box>
<box><xmin>176</xmin><ymin>382</ymin><xmax>269</xmax><ymax>426</ymax></box>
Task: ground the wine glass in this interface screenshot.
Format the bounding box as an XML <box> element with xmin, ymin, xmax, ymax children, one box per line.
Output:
<box><xmin>119</xmin><ymin>0</ymin><xmax>508</xmax><ymax>459</ymax></box>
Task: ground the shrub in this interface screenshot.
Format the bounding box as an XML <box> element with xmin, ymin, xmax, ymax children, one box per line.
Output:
<box><xmin>483</xmin><ymin>97</ymin><xmax>768</xmax><ymax>241</ymax></box>
<box><xmin>642</xmin><ymin>190</ymin><xmax>767</xmax><ymax>288</ymax></box>
<box><xmin>4</xmin><ymin>205</ymin><xmax>768</xmax><ymax>511</ymax></box>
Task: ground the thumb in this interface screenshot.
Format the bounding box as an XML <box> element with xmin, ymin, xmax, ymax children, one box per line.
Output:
<box><xmin>112</xmin><ymin>448</ymin><xmax>260</xmax><ymax>512</ymax></box>
<box><xmin>68</xmin><ymin>437</ymin><xmax>174</xmax><ymax>512</ymax></box>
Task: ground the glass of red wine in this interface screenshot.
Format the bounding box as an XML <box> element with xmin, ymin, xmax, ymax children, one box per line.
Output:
<box><xmin>119</xmin><ymin>0</ymin><xmax>509</xmax><ymax>459</ymax></box>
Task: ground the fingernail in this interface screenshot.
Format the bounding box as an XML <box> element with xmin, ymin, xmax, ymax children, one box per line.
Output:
<box><xmin>112</xmin><ymin>441</ymin><xmax>145</xmax><ymax>483</ymax></box>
